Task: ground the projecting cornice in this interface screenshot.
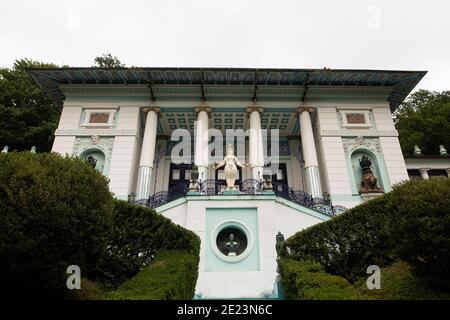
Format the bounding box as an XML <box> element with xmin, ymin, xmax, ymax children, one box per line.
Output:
<box><xmin>59</xmin><ymin>85</ymin><xmax>393</xmax><ymax>100</ymax></box>
<box><xmin>27</xmin><ymin>67</ymin><xmax>426</xmax><ymax>111</ymax></box>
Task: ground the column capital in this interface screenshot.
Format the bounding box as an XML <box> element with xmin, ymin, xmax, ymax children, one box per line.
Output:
<box><xmin>419</xmin><ymin>167</ymin><xmax>431</xmax><ymax>173</ymax></box>
<box><xmin>296</xmin><ymin>106</ymin><xmax>315</xmax><ymax>115</ymax></box>
<box><xmin>194</xmin><ymin>105</ymin><xmax>213</xmax><ymax>115</ymax></box>
<box><xmin>246</xmin><ymin>105</ymin><xmax>264</xmax><ymax>114</ymax></box>
<box><xmin>142</xmin><ymin>106</ymin><xmax>161</xmax><ymax>114</ymax></box>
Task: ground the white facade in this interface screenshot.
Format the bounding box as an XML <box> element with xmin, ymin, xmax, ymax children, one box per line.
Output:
<box><xmin>29</xmin><ymin>67</ymin><xmax>428</xmax><ymax>299</ymax></box>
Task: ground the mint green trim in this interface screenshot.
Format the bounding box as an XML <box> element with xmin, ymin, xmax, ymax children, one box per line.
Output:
<box><xmin>155</xmin><ymin>197</ymin><xmax>187</xmax><ymax>214</ymax></box>
<box><xmin>222</xmin><ymin>189</ymin><xmax>241</xmax><ymax>195</ymax></box>
<box><xmin>275</xmin><ymin>197</ymin><xmax>331</xmax><ymax>221</ymax></box>
<box><xmin>154</xmin><ymin>193</ymin><xmax>330</xmax><ymax>221</ymax></box>
<box><xmin>205</xmin><ymin>208</ymin><xmax>259</xmax><ymax>272</ymax></box>
<box><xmin>329</xmin><ymin>194</ymin><xmax>363</xmax><ymax>202</ymax></box>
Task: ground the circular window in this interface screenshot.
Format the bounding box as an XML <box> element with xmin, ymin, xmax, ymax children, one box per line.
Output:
<box><xmin>211</xmin><ymin>221</ymin><xmax>253</xmax><ymax>263</ymax></box>
<box><xmin>216</xmin><ymin>227</ymin><xmax>248</xmax><ymax>257</ymax></box>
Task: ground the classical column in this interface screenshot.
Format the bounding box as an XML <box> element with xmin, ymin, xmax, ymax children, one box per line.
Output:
<box><xmin>247</xmin><ymin>106</ymin><xmax>265</xmax><ymax>181</ymax></box>
<box><xmin>297</xmin><ymin>107</ymin><xmax>323</xmax><ymax>201</ymax></box>
<box><xmin>194</xmin><ymin>105</ymin><xmax>212</xmax><ymax>181</ymax></box>
<box><xmin>419</xmin><ymin>168</ymin><xmax>430</xmax><ymax>180</ymax></box>
<box><xmin>135</xmin><ymin>107</ymin><xmax>160</xmax><ymax>200</ymax></box>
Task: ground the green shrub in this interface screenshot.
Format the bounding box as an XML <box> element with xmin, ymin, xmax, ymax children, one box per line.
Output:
<box><xmin>281</xmin><ymin>179</ymin><xmax>450</xmax><ymax>284</ymax></box>
<box><xmin>107</xmin><ymin>250</ymin><xmax>199</xmax><ymax>300</ymax></box>
<box><xmin>0</xmin><ymin>152</ymin><xmax>113</xmax><ymax>298</ymax></box>
<box><xmin>280</xmin><ymin>194</ymin><xmax>396</xmax><ymax>281</ymax></box>
<box><xmin>98</xmin><ymin>200</ymin><xmax>200</xmax><ymax>288</ymax></box>
<box><xmin>355</xmin><ymin>261</ymin><xmax>450</xmax><ymax>300</ymax></box>
<box><xmin>66</xmin><ymin>278</ymin><xmax>105</xmax><ymax>300</ymax></box>
<box><xmin>393</xmin><ymin>180</ymin><xmax>450</xmax><ymax>289</ymax></box>
<box><xmin>278</xmin><ymin>258</ymin><xmax>367</xmax><ymax>300</ymax></box>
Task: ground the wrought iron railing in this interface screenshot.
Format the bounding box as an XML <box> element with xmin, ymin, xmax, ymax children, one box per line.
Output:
<box><xmin>133</xmin><ymin>179</ymin><xmax>347</xmax><ymax>216</ymax></box>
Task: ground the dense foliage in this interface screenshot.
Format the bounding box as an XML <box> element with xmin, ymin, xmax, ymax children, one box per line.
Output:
<box><xmin>280</xmin><ymin>179</ymin><xmax>450</xmax><ymax>290</ymax></box>
<box><xmin>395</xmin><ymin>90</ymin><xmax>450</xmax><ymax>155</ymax></box>
<box><xmin>355</xmin><ymin>261</ymin><xmax>450</xmax><ymax>300</ymax></box>
<box><xmin>0</xmin><ymin>55</ymin><xmax>125</xmax><ymax>153</ymax></box>
<box><xmin>108</xmin><ymin>250</ymin><xmax>199</xmax><ymax>300</ymax></box>
<box><xmin>278</xmin><ymin>259</ymin><xmax>366</xmax><ymax>300</ymax></box>
<box><xmin>0</xmin><ymin>59</ymin><xmax>61</xmax><ymax>152</ymax></box>
<box><xmin>0</xmin><ymin>151</ymin><xmax>201</xmax><ymax>299</ymax></box>
<box><xmin>93</xmin><ymin>54</ymin><xmax>125</xmax><ymax>68</ymax></box>
<box><xmin>98</xmin><ymin>200</ymin><xmax>200</xmax><ymax>288</ymax></box>
<box><xmin>0</xmin><ymin>152</ymin><xmax>113</xmax><ymax>298</ymax></box>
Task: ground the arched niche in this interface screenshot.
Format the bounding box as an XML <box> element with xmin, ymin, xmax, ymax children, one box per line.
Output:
<box><xmin>350</xmin><ymin>148</ymin><xmax>384</xmax><ymax>193</ymax></box>
<box><xmin>80</xmin><ymin>148</ymin><xmax>106</xmax><ymax>174</ymax></box>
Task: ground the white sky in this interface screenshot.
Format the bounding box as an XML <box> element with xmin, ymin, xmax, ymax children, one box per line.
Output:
<box><xmin>1</xmin><ymin>0</ymin><xmax>449</xmax><ymax>92</ymax></box>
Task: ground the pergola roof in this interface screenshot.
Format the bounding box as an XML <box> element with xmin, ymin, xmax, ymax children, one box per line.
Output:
<box><xmin>26</xmin><ymin>67</ymin><xmax>426</xmax><ymax>111</ymax></box>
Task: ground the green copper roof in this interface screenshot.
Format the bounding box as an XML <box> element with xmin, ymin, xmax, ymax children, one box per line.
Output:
<box><xmin>26</xmin><ymin>67</ymin><xmax>426</xmax><ymax>111</ymax></box>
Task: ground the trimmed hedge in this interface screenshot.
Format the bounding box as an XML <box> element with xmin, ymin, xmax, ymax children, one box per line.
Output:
<box><xmin>280</xmin><ymin>179</ymin><xmax>450</xmax><ymax>288</ymax></box>
<box><xmin>355</xmin><ymin>261</ymin><xmax>450</xmax><ymax>300</ymax></box>
<box><xmin>98</xmin><ymin>200</ymin><xmax>201</xmax><ymax>289</ymax></box>
<box><xmin>278</xmin><ymin>258</ymin><xmax>367</xmax><ymax>300</ymax></box>
<box><xmin>0</xmin><ymin>152</ymin><xmax>200</xmax><ymax>299</ymax></box>
<box><xmin>107</xmin><ymin>250</ymin><xmax>199</xmax><ymax>300</ymax></box>
<box><xmin>0</xmin><ymin>152</ymin><xmax>113</xmax><ymax>298</ymax></box>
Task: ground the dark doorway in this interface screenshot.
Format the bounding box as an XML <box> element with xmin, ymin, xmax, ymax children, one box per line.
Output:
<box><xmin>168</xmin><ymin>163</ymin><xmax>192</xmax><ymax>200</ymax></box>
<box><xmin>268</xmin><ymin>163</ymin><xmax>289</xmax><ymax>197</ymax></box>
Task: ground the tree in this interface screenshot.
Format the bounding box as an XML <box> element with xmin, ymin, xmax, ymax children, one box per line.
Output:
<box><xmin>93</xmin><ymin>54</ymin><xmax>124</xmax><ymax>68</ymax></box>
<box><xmin>0</xmin><ymin>152</ymin><xmax>113</xmax><ymax>298</ymax></box>
<box><xmin>395</xmin><ymin>90</ymin><xmax>450</xmax><ymax>156</ymax></box>
<box><xmin>0</xmin><ymin>58</ymin><xmax>60</xmax><ymax>152</ymax></box>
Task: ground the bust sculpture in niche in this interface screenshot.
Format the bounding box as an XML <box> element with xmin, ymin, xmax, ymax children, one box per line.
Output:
<box><xmin>359</xmin><ymin>155</ymin><xmax>382</xmax><ymax>193</ymax></box>
<box><xmin>86</xmin><ymin>156</ymin><xmax>97</xmax><ymax>169</ymax></box>
<box><xmin>225</xmin><ymin>233</ymin><xmax>239</xmax><ymax>256</ymax></box>
<box><xmin>216</xmin><ymin>227</ymin><xmax>247</xmax><ymax>257</ymax></box>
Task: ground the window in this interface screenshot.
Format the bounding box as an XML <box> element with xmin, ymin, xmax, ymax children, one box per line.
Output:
<box><xmin>276</xmin><ymin>169</ymin><xmax>284</xmax><ymax>180</ymax></box>
<box><xmin>172</xmin><ymin>170</ymin><xmax>180</xmax><ymax>180</ymax></box>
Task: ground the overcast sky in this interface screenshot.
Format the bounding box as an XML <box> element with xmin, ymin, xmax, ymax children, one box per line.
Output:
<box><xmin>1</xmin><ymin>0</ymin><xmax>449</xmax><ymax>91</ymax></box>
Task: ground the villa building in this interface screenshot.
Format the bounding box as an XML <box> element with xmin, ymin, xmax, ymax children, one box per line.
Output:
<box><xmin>28</xmin><ymin>67</ymin><xmax>427</xmax><ymax>298</ymax></box>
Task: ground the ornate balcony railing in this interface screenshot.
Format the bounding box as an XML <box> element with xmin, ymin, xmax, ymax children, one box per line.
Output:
<box><xmin>132</xmin><ymin>179</ymin><xmax>347</xmax><ymax>216</ymax></box>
